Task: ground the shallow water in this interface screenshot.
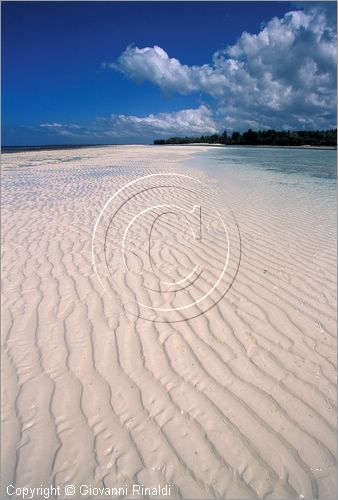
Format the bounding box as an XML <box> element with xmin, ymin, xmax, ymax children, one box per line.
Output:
<box><xmin>191</xmin><ymin>146</ymin><xmax>337</xmax><ymax>181</ymax></box>
<box><xmin>187</xmin><ymin>145</ymin><xmax>337</xmax><ymax>255</ymax></box>
<box><xmin>188</xmin><ymin>146</ymin><xmax>337</xmax><ymax>216</ymax></box>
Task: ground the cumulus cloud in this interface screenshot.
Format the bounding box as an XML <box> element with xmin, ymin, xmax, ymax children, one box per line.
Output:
<box><xmin>110</xmin><ymin>5</ymin><xmax>336</xmax><ymax>129</ymax></box>
<box><xmin>101</xmin><ymin>105</ymin><xmax>217</xmax><ymax>137</ymax></box>
<box><xmin>107</xmin><ymin>45</ymin><xmax>227</xmax><ymax>95</ymax></box>
<box><xmin>39</xmin><ymin>106</ymin><xmax>217</xmax><ymax>141</ymax></box>
<box><xmin>36</xmin><ymin>4</ymin><xmax>336</xmax><ymax>142</ymax></box>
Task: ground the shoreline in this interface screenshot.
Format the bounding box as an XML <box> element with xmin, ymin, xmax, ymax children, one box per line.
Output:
<box><xmin>2</xmin><ymin>143</ymin><xmax>336</xmax><ymax>155</ymax></box>
<box><xmin>154</xmin><ymin>143</ymin><xmax>337</xmax><ymax>150</ymax></box>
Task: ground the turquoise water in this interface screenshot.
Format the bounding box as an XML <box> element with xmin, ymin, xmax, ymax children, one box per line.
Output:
<box><xmin>192</xmin><ymin>146</ymin><xmax>336</xmax><ymax>181</ymax></box>
<box><xmin>187</xmin><ymin>146</ymin><xmax>336</xmax><ymax>237</ymax></box>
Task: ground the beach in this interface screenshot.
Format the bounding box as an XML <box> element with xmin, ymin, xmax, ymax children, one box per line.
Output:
<box><xmin>1</xmin><ymin>145</ymin><xmax>336</xmax><ymax>499</ymax></box>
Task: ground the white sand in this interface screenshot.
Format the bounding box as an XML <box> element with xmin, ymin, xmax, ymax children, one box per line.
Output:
<box><xmin>1</xmin><ymin>145</ymin><xmax>336</xmax><ymax>499</ymax></box>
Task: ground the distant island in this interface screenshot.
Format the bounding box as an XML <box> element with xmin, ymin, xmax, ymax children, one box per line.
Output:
<box><xmin>154</xmin><ymin>128</ymin><xmax>337</xmax><ymax>147</ymax></box>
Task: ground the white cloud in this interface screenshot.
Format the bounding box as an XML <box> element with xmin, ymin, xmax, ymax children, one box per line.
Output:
<box><xmin>37</xmin><ymin>4</ymin><xmax>336</xmax><ymax>142</ymax></box>
<box><xmin>40</xmin><ymin>122</ymin><xmax>64</xmax><ymax>128</ymax></box>
<box><xmin>102</xmin><ymin>105</ymin><xmax>217</xmax><ymax>137</ymax></box>
<box><xmin>109</xmin><ymin>45</ymin><xmax>227</xmax><ymax>95</ymax></box>
<box><xmin>39</xmin><ymin>105</ymin><xmax>217</xmax><ymax>141</ymax></box>
<box><xmin>40</xmin><ymin>123</ymin><xmax>82</xmax><ymax>137</ymax></box>
<box><xmin>110</xmin><ymin>5</ymin><xmax>336</xmax><ymax>130</ymax></box>
<box><xmin>106</xmin><ymin>46</ymin><xmax>201</xmax><ymax>93</ymax></box>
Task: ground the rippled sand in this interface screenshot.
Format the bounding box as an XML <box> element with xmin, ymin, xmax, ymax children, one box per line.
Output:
<box><xmin>1</xmin><ymin>145</ymin><xmax>336</xmax><ymax>499</ymax></box>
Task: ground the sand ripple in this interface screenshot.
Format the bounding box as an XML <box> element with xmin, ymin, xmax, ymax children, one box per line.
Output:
<box><xmin>1</xmin><ymin>146</ymin><xmax>336</xmax><ymax>499</ymax></box>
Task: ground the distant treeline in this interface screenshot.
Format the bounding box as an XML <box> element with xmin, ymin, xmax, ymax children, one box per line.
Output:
<box><xmin>154</xmin><ymin>129</ymin><xmax>337</xmax><ymax>147</ymax></box>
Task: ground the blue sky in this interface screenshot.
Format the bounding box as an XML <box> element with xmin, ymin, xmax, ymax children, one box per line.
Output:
<box><xmin>2</xmin><ymin>1</ymin><xmax>337</xmax><ymax>145</ymax></box>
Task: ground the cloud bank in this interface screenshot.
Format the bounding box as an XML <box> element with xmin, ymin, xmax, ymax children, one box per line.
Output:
<box><xmin>36</xmin><ymin>4</ymin><xmax>336</xmax><ymax>143</ymax></box>
<box><xmin>39</xmin><ymin>106</ymin><xmax>217</xmax><ymax>141</ymax></box>
<box><xmin>110</xmin><ymin>4</ymin><xmax>336</xmax><ymax>130</ymax></box>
